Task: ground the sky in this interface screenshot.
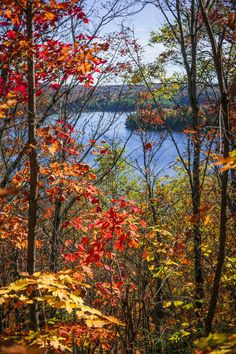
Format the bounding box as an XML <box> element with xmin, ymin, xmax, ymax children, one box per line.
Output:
<box><xmin>97</xmin><ymin>2</ymin><xmax>179</xmax><ymax>75</ymax></box>
<box><xmin>83</xmin><ymin>1</ymin><xmax>180</xmax><ymax>80</ymax></box>
<box><xmin>121</xmin><ymin>4</ymin><xmax>165</xmax><ymax>63</ymax></box>
<box><xmin>104</xmin><ymin>3</ymin><xmax>166</xmax><ymax>63</ymax></box>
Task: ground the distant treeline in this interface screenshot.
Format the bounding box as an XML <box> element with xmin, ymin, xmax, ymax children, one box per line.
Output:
<box><xmin>69</xmin><ymin>97</ymin><xmax>137</xmax><ymax>112</ymax></box>
<box><xmin>67</xmin><ymin>84</ymin><xmax>217</xmax><ymax>113</ymax></box>
<box><xmin>68</xmin><ymin>96</ymin><xmax>175</xmax><ymax>112</ymax></box>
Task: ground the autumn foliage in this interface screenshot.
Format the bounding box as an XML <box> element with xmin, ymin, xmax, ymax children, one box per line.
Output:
<box><xmin>0</xmin><ymin>0</ymin><xmax>236</xmax><ymax>353</ymax></box>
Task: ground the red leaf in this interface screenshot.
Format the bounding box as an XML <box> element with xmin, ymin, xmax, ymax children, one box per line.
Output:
<box><xmin>14</xmin><ymin>85</ymin><xmax>27</xmax><ymax>95</ymax></box>
<box><xmin>64</xmin><ymin>239</ymin><xmax>71</xmax><ymax>246</ymax></box>
<box><xmin>64</xmin><ymin>253</ymin><xmax>76</xmax><ymax>262</ymax></box>
<box><xmin>82</xmin><ymin>236</ymin><xmax>89</xmax><ymax>245</ymax></box>
<box><xmin>91</xmin><ymin>197</ymin><xmax>99</xmax><ymax>204</ymax></box>
<box><xmin>96</xmin><ymin>206</ymin><xmax>102</xmax><ymax>213</ymax></box>
<box><xmin>7</xmin><ymin>30</ymin><xmax>17</xmax><ymax>39</ymax></box>
<box><xmin>120</xmin><ymin>199</ymin><xmax>126</xmax><ymax>208</ymax></box>
<box><xmin>61</xmin><ymin>221</ymin><xmax>70</xmax><ymax>229</ymax></box>
<box><xmin>145</xmin><ymin>142</ymin><xmax>152</xmax><ymax>150</ymax></box>
<box><xmin>36</xmin><ymin>88</ymin><xmax>43</xmax><ymax>96</ymax></box>
<box><xmin>114</xmin><ymin>239</ymin><xmax>124</xmax><ymax>251</ymax></box>
<box><xmin>100</xmin><ymin>148</ymin><xmax>110</xmax><ymax>155</ymax></box>
<box><xmin>74</xmin><ymin>217</ymin><xmax>82</xmax><ymax>230</ymax></box>
<box><xmin>50</xmin><ymin>83</ymin><xmax>61</xmax><ymax>90</ymax></box>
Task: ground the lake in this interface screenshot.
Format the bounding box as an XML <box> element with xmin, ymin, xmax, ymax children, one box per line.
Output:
<box><xmin>74</xmin><ymin>111</ymin><xmax>188</xmax><ymax>177</ymax></box>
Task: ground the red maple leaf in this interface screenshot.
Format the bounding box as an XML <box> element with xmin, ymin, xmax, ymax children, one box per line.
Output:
<box><xmin>145</xmin><ymin>142</ymin><xmax>152</xmax><ymax>150</ymax></box>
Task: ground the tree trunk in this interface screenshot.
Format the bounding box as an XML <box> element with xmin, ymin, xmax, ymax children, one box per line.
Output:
<box><xmin>50</xmin><ymin>200</ymin><xmax>62</xmax><ymax>272</ymax></box>
<box><xmin>144</xmin><ymin>152</ymin><xmax>164</xmax><ymax>337</ymax></box>
<box><xmin>198</xmin><ymin>0</ymin><xmax>230</xmax><ymax>334</ymax></box>
<box><xmin>204</xmin><ymin>96</ymin><xmax>229</xmax><ymax>335</ymax></box>
<box><xmin>26</xmin><ymin>0</ymin><xmax>39</xmax><ymax>328</ymax></box>
<box><xmin>177</xmin><ymin>0</ymin><xmax>204</xmax><ymax>310</ymax></box>
<box><xmin>191</xmin><ymin>105</ymin><xmax>204</xmax><ymax>310</ymax></box>
<box><xmin>26</xmin><ymin>0</ymin><xmax>38</xmax><ymax>276</ymax></box>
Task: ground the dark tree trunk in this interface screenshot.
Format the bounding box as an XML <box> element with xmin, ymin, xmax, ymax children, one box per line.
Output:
<box><xmin>191</xmin><ymin>105</ymin><xmax>204</xmax><ymax>309</ymax></box>
<box><xmin>26</xmin><ymin>0</ymin><xmax>39</xmax><ymax>329</ymax></box>
<box><xmin>204</xmin><ymin>96</ymin><xmax>229</xmax><ymax>335</ymax></box>
<box><xmin>26</xmin><ymin>0</ymin><xmax>38</xmax><ymax>276</ymax></box>
<box><xmin>176</xmin><ymin>0</ymin><xmax>204</xmax><ymax>310</ymax></box>
<box><xmin>198</xmin><ymin>0</ymin><xmax>230</xmax><ymax>334</ymax></box>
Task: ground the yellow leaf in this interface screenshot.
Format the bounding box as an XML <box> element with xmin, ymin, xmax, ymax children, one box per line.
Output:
<box><xmin>48</xmin><ymin>141</ymin><xmax>60</xmax><ymax>155</ymax></box>
<box><xmin>0</xmin><ymin>104</ymin><xmax>10</xmax><ymax>110</ymax></box>
<box><xmin>173</xmin><ymin>301</ymin><xmax>184</xmax><ymax>307</ymax></box>
<box><xmin>19</xmin><ymin>295</ymin><xmax>28</xmax><ymax>301</ymax></box>
<box><xmin>85</xmin><ymin>317</ymin><xmax>110</xmax><ymax>328</ymax></box>
<box><xmin>19</xmin><ymin>40</ymin><xmax>28</xmax><ymax>47</ymax></box>
<box><xmin>103</xmin><ymin>315</ymin><xmax>125</xmax><ymax>326</ymax></box>
<box><xmin>69</xmin><ymin>293</ymin><xmax>84</xmax><ymax>304</ymax></box>
<box><xmin>0</xmin><ymin>111</ymin><xmax>6</xmax><ymax>118</ymax></box>
<box><xmin>5</xmin><ymin>9</ymin><xmax>12</xmax><ymax>17</ymax></box>
<box><xmin>45</xmin><ymin>12</ymin><xmax>55</xmax><ymax>21</ymax></box>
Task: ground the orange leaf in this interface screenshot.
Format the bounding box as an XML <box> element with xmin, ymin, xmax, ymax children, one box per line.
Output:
<box><xmin>0</xmin><ymin>187</ymin><xmax>19</xmax><ymax>198</ymax></box>
<box><xmin>48</xmin><ymin>141</ymin><xmax>60</xmax><ymax>155</ymax></box>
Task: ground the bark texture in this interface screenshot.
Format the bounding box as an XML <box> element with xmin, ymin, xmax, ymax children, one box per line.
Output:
<box><xmin>199</xmin><ymin>0</ymin><xmax>230</xmax><ymax>335</ymax></box>
<box><xmin>26</xmin><ymin>0</ymin><xmax>39</xmax><ymax>328</ymax></box>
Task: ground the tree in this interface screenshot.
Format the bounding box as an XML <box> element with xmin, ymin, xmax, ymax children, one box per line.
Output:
<box><xmin>198</xmin><ymin>0</ymin><xmax>235</xmax><ymax>335</ymax></box>
<box><xmin>132</xmin><ymin>0</ymin><xmax>208</xmax><ymax>319</ymax></box>
<box><xmin>127</xmin><ymin>25</ymin><xmax>207</xmax><ymax>340</ymax></box>
<box><xmin>0</xmin><ymin>0</ymin><xmax>105</xmax><ymax>329</ymax></box>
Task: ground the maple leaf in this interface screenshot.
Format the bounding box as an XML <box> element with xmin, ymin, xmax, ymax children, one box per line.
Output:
<box><xmin>44</xmin><ymin>12</ymin><xmax>55</xmax><ymax>21</ymax></box>
<box><xmin>100</xmin><ymin>148</ymin><xmax>110</xmax><ymax>155</ymax></box>
<box><xmin>64</xmin><ymin>253</ymin><xmax>77</xmax><ymax>262</ymax></box>
<box><xmin>50</xmin><ymin>83</ymin><xmax>61</xmax><ymax>90</ymax></box>
<box><xmin>48</xmin><ymin>141</ymin><xmax>60</xmax><ymax>155</ymax></box>
<box><xmin>14</xmin><ymin>85</ymin><xmax>27</xmax><ymax>95</ymax></box>
<box><xmin>85</xmin><ymin>316</ymin><xmax>109</xmax><ymax>328</ymax></box>
<box><xmin>0</xmin><ymin>186</ymin><xmax>19</xmax><ymax>198</ymax></box>
<box><xmin>74</xmin><ymin>217</ymin><xmax>82</xmax><ymax>229</ymax></box>
<box><xmin>216</xmin><ymin>150</ymin><xmax>236</xmax><ymax>171</ymax></box>
<box><xmin>145</xmin><ymin>142</ymin><xmax>152</xmax><ymax>150</ymax></box>
<box><xmin>7</xmin><ymin>30</ymin><xmax>17</xmax><ymax>39</ymax></box>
